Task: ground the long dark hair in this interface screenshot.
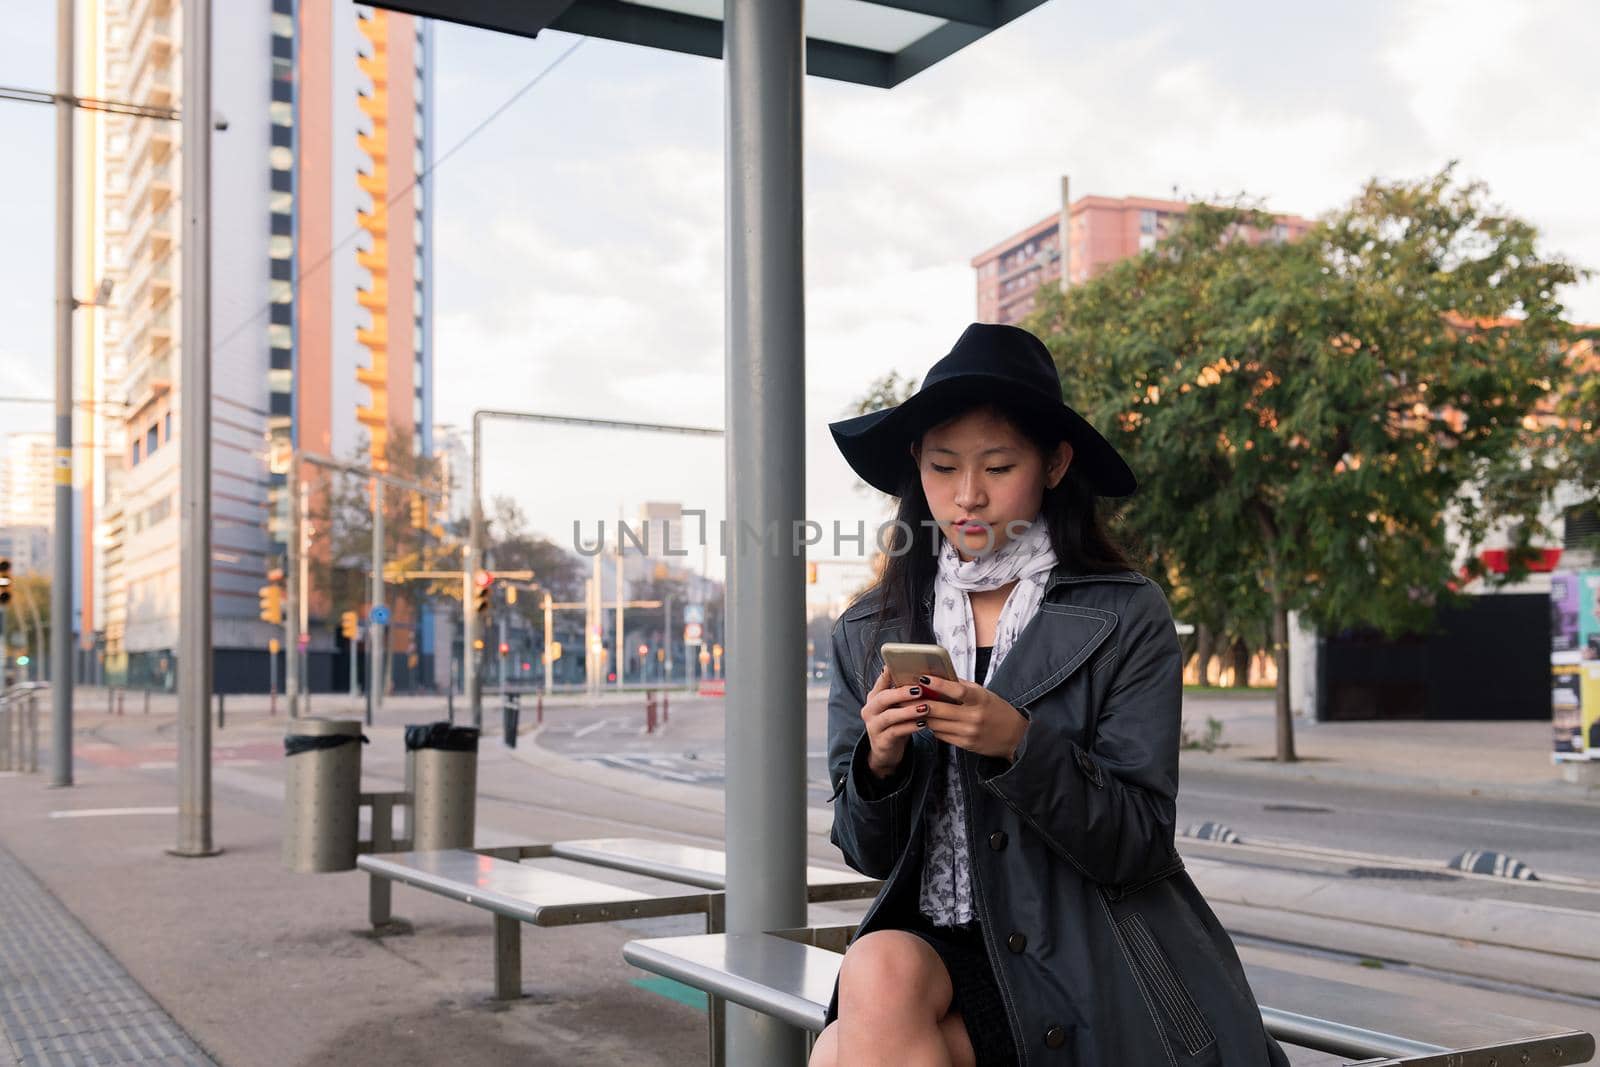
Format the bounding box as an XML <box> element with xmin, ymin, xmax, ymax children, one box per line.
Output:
<box><xmin>857</xmin><ymin>399</ymin><xmax>1137</xmax><ymax>650</ymax></box>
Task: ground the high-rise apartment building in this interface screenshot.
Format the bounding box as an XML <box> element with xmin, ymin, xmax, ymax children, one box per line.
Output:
<box><xmin>0</xmin><ymin>432</ymin><xmax>55</xmax><ymax>577</ymax></box>
<box><xmin>972</xmin><ymin>183</ymin><xmax>1314</xmax><ymax>325</ymax></box>
<box><xmin>0</xmin><ymin>433</ymin><xmax>55</xmax><ymax>530</ymax></box>
<box><xmin>84</xmin><ymin>1</ymin><xmax>434</xmax><ymax>689</ymax></box>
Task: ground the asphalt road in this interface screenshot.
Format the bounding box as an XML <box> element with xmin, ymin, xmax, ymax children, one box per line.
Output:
<box><xmin>537</xmin><ymin>690</ymin><xmax>1600</xmax><ymax>883</ymax></box>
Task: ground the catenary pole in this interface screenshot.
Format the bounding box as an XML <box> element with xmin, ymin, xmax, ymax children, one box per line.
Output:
<box><xmin>174</xmin><ymin>0</ymin><xmax>217</xmax><ymax>856</ymax></box>
<box><xmin>49</xmin><ymin>0</ymin><xmax>75</xmax><ymax>788</ymax></box>
<box><xmin>723</xmin><ymin>1</ymin><xmax>808</xmax><ymax>1061</ymax></box>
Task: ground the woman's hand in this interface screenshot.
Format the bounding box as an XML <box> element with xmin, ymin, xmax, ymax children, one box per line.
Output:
<box><xmin>859</xmin><ymin>665</ymin><xmax>933</xmax><ymax>779</ymax></box>
<box><xmin>913</xmin><ymin>674</ymin><xmax>1029</xmax><ymax>761</ymax></box>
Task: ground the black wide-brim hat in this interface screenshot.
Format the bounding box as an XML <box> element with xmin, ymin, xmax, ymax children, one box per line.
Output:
<box><xmin>829</xmin><ymin>322</ymin><xmax>1137</xmax><ymax>497</ymax></box>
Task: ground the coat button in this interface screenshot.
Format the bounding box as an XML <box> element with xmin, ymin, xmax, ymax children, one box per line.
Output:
<box><xmin>1044</xmin><ymin>1025</ymin><xmax>1067</xmax><ymax>1049</ymax></box>
<box><xmin>988</xmin><ymin>831</ymin><xmax>1008</xmax><ymax>851</ymax></box>
<box><xmin>1007</xmin><ymin>932</ymin><xmax>1027</xmax><ymax>953</ymax></box>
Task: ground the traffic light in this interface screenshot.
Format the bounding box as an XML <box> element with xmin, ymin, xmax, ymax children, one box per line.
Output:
<box><xmin>505</xmin><ymin>584</ymin><xmax>517</xmax><ymax>606</ymax></box>
<box><xmin>548</xmin><ymin>641</ymin><xmax>562</xmax><ymax>662</ymax></box>
<box><xmin>0</xmin><ymin>558</ymin><xmax>10</xmax><ymax>605</ymax></box>
<box><xmin>410</xmin><ymin>493</ymin><xmax>425</xmax><ymax>528</ymax></box>
<box><xmin>258</xmin><ymin>582</ymin><xmax>283</xmax><ymax>624</ymax></box>
<box><xmin>473</xmin><ymin>569</ymin><xmax>494</xmax><ymax>621</ymax></box>
<box><xmin>340</xmin><ymin>610</ymin><xmax>358</xmax><ymax>640</ymax></box>
<box><xmin>806</xmin><ymin>561</ymin><xmax>818</xmax><ymax>584</ymax></box>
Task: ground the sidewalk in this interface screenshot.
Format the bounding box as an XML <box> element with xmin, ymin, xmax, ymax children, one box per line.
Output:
<box><xmin>0</xmin><ymin>709</ymin><xmax>721</xmax><ymax>1067</ymax></box>
<box><xmin>1175</xmin><ymin>690</ymin><xmax>1600</xmax><ymax>806</ymax></box>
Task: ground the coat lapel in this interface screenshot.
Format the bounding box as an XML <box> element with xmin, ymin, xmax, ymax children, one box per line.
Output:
<box><xmin>981</xmin><ymin>569</ymin><xmax>1136</xmax><ymax>708</ymax></box>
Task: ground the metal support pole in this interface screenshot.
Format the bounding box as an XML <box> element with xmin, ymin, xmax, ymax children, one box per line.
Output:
<box><xmin>543</xmin><ymin>592</ymin><xmax>553</xmax><ymax>693</ymax></box>
<box><xmin>466</xmin><ymin>417</ymin><xmax>483</xmax><ymax>728</ymax></box>
<box><xmin>369</xmin><ymin>479</ymin><xmax>384</xmax><ymax>726</ymax></box>
<box><xmin>285</xmin><ymin>454</ymin><xmax>300</xmax><ymax>718</ymax></box>
<box><xmin>615</xmin><ymin>509</ymin><xmax>624</xmax><ymax>689</ymax></box>
<box><xmin>299</xmin><ymin>478</ymin><xmax>310</xmax><ymax>708</ymax></box>
<box><xmin>724</xmin><ymin>1</ymin><xmax>808</xmax><ymax>1061</ymax></box>
<box><xmin>50</xmin><ymin>0</ymin><xmax>75</xmax><ymax>789</ymax></box>
<box><xmin>174</xmin><ymin>0</ymin><xmax>217</xmax><ymax>856</ymax></box>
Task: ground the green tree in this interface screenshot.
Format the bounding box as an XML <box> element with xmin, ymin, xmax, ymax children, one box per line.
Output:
<box><xmin>1027</xmin><ymin>165</ymin><xmax>1586</xmax><ymax>760</ymax></box>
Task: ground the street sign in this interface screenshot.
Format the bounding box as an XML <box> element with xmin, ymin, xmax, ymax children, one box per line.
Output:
<box><xmin>684</xmin><ymin>604</ymin><xmax>705</xmax><ymax>625</ymax></box>
<box><xmin>684</xmin><ymin>622</ymin><xmax>703</xmax><ymax>642</ymax></box>
<box><xmin>370</xmin><ymin>605</ymin><xmax>391</xmax><ymax>626</ymax></box>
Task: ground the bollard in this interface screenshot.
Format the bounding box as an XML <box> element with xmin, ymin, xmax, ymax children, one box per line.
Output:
<box><xmin>405</xmin><ymin>723</ymin><xmax>479</xmax><ymax>851</ymax></box>
<box><xmin>108</xmin><ymin>687</ymin><xmax>115</xmax><ymax>715</ymax></box>
<box><xmin>447</xmin><ymin>683</ymin><xmax>455</xmax><ymax>724</ymax></box>
<box><xmin>536</xmin><ymin>691</ymin><xmax>543</xmax><ymax>726</ymax></box>
<box><xmin>217</xmin><ymin>693</ymin><xmax>226</xmax><ymax>730</ymax></box>
<box><xmin>282</xmin><ymin>718</ymin><xmax>366</xmax><ymax>872</ymax></box>
<box><xmin>662</xmin><ymin>692</ymin><xmax>668</xmax><ymax>725</ymax></box>
<box><xmin>502</xmin><ymin>693</ymin><xmax>521</xmax><ymax>749</ymax></box>
<box><xmin>144</xmin><ymin>689</ymin><xmax>151</xmax><ymax>715</ymax></box>
<box><xmin>645</xmin><ymin>690</ymin><xmax>657</xmax><ymax>735</ymax></box>
<box><xmin>116</xmin><ymin>689</ymin><xmax>124</xmax><ymax>716</ymax></box>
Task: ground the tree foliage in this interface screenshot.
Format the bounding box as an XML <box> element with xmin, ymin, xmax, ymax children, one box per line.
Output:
<box><xmin>1025</xmin><ymin>165</ymin><xmax>1587</xmax><ymax>757</ymax></box>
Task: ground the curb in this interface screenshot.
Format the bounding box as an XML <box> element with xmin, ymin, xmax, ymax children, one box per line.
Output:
<box><xmin>1180</xmin><ymin>750</ymin><xmax>1600</xmax><ymax>808</ymax></box>
<box><xmin>506</xmin><ymin>727</ymin><xmax>838</xmax><ymax>839</ymax></box>
<box><xmin>1187</xmin><ymin>856</ymin><xmax>1600</xmax><ymax>965</ymax></box>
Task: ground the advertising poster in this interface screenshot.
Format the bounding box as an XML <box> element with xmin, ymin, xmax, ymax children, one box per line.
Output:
<box><xmin>1553</xmin><ymin>662</ymin><xmax>1583</xmax><ymax>755</ymax></box>
<box><xmin>1551</xmin><ymin>571</ymin><xmax>1580</xmax><ymax>653</ymax></box>
<box><xmin>1552</xmin><ymin>569</ymin><xmax>1600</xmax><ymax>761</ymax></box>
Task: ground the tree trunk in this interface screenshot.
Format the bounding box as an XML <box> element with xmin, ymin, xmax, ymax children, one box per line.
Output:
<box><xmin>1194</xmin><ymin>624</ymin><xmax>1215</xmax><ymax>687</ymax></box>
<box><xmin>1229</xmin><ymin>637</ymin><xmax>1251</xmax><ymax>687</ymax></box>
<box><xmin>1254</xmin><ymin>503</ymin><xmax>1297</xmax><ymax>762</ymax></box>
<box><xmin>1272</xmin><ymin>601</ymin><xmax>1296</xmax><ymax>761</ymax></box>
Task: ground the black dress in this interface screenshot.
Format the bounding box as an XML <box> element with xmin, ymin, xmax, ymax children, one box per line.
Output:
<box><xmin>895</xmin><ymin>644</ymin><xmax>1021</xmax><ymax>1065</ymax></box>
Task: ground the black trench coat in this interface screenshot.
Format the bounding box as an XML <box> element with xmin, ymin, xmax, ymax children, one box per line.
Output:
<box><xmin>823</xmin><ymin>565</ymin><xmax>1290</xmax><ymax>1067</ymax></box>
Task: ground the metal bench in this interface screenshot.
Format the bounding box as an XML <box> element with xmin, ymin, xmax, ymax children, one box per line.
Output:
<box><xmin>623</xmin><ymin>928</ymin><xmax>1597</xmax><ymax>1067</ymax></box>
<box><xmin>358</xmin><ymin>838</ymin><xmax>881</xmax><ymax>1066</ymax></box>
<box><xmin>358</xmin><ymin>847</ymin><xmax>723</xmax><ymax>1001</ymax></box>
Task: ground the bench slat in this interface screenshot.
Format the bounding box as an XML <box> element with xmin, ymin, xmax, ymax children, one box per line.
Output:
<box><xmin>549</xmin><ymin>837</ymin><xmax>880</xmax><ymax>901</ymax></box>
<box><xmin>358</xmin><ymin>850</ymin><xmax>717</xmax><ymax>926</ymax></box>
<box><xmin>623</xmin><ymin>933</ymin><xmax>837</xmax><ymax>1032</ymax></box>
<box><xmin>623</xmin><ymin>932</ymin><xmax>1597</xmax><ymax>1065</ymax></box>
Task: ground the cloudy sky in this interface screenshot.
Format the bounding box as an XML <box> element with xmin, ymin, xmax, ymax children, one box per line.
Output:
<box><xmin>2</xmin><ymin>0</ymin><xmax>1596</xmax><ymax>604</ymax></box>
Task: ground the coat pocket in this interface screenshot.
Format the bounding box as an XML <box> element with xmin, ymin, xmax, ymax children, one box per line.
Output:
<box><xmin>1116</xmin><ymin>912</ymin><xmax>1215</xmax><ymax>1057</ymax></box>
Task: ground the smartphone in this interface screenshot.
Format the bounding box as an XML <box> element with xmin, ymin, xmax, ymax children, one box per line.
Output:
<box><xmin>879</xmin><ymin>642</ymin><xmax>957</xmax><ymax>688</ymax></box>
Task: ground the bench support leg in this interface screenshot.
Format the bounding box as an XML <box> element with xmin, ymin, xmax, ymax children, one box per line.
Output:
<box><xmin>368</xmin><ymin>795</ymin><xmax>394</xmax><ymax>928</ymax></box>
<box><xmin>369</xmin><ymin>875</ymin><xmax>391</xmax><ymax>928</ymax></box>
<box><xmin>707</xmin><ymin>897</ymin><xmax>726</xmax><ymax>1067</ymax></box>
<box><xmin>494</xmin><ymin>914</ymin><xmax>522</xmax><ymax>1000</ymax></box>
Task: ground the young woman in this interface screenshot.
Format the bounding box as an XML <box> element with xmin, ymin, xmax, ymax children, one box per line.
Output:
<box><xmin>813</xmin><ymin>323</ymin><xmax>1287</xmax><ymax>1066</ymax></box>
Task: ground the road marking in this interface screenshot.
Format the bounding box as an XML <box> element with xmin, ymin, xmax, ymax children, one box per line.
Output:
<box><xmin>49</xmin><ymin>806</ymin><xmax>179</xmax><ymax>819</ymax></box>
<box><xmin>573</xmin><ymin>717</ymin><xmax>618</xmax><ymax>739</ymax></box>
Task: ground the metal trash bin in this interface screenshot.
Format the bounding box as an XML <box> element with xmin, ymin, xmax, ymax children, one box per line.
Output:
<box><xmin>405</xmin><ymin>722</ymin><xmax>479</xmax><ymax>852</ymax></box>
<box><xmin>502</xmin><ymin>693</ymin><xmax>521</xmax><ymax>749</ymax></box>
<box><xmin>282</xmin><ymin>717</ymin><xmax>367</xmax><ymax>872</ymax></box>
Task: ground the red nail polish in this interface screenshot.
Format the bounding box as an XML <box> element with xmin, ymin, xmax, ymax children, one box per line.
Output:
<box><xmin>916</xmin><ymin>703</ymin><xmax>928</xmax><ymax>713</ymax></box>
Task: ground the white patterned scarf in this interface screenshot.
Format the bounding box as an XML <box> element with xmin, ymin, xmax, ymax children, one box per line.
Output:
<box><xmin>919</xmin><ymin>511</ymin><xmax>1057</xmax><ymax>925</ymax></box>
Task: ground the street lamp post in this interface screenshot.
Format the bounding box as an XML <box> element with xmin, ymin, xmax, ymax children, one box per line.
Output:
<box><xmin>50</xmin><ymin>0</ymin><xmax>74</xmax><ymax>788</ymax></box>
